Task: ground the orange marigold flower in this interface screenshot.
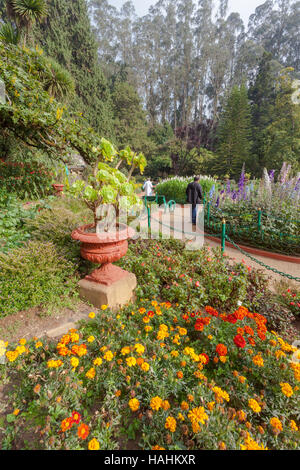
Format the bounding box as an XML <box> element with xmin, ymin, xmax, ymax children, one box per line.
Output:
<box><xmin>88</xmin><ymin>438</ymin><xmax>100</xmax><ymax>450</ymax></box>
<box><xmin>71</xmin><ymin>411</ymin><xmax>81</xmax><ymax>424</ymax></box>
<box><xmin>216</xmin><ymin>344</ymin><xmax>228</xmax><ymax>356</ymax></box>
<box><xmin>78</xmin><ymin>423</ymin><xmax>89</xmax><ymax>440</ymax></box>
<box><xmin>61</xmin><ymin>417</ymin><xmax>73</xmax><ymax>432</ymax></box>
<box><xmin>165</xmin><ymin>416</ymin><xmax>176</xmax><ymax>433</ymax></box>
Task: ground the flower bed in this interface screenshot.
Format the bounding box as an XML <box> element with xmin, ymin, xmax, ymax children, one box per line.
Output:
<box><xmin>155</xmin><ymin>176</ymin><xmax>217</xmax><ymax>204</ymax></box>
<box><xmin>1</xmin><ymin>301</ymin><xmax>299</xmax><ymax>450</ymax></box>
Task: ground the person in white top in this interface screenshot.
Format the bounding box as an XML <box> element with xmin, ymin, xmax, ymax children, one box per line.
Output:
<box><xmin>143</xmin><ymin>178</ymin><xmax>153</xmax><ymax>197</ymax></box>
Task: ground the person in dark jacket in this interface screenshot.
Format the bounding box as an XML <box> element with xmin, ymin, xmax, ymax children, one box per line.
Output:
<box><xmin>186</xmin><ymin>176</ymin><xmax>203</xmax><ymax>225</ymax></box>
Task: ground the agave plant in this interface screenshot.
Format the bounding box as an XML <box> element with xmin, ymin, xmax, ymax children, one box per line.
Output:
<box><xmin>41</xmin><ymin>57</ymin><xmax>75</xmax><ymax>101</ymax></box>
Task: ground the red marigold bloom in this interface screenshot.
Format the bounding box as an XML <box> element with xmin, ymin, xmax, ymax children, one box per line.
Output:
<box><xmin>195</xmin><ymin>321</ymin><xmax>204</xmax><ymax>332</ymax></box>
<box><xmin>205</xmin><ymin>306</ymin><xmax>219</xmax><ymax>317</ymax></box>
<box><xmin>71</xmin><ymin>411</ymin><xmax>81</xmax><ymax>424</ymax></box>
<box><xmin>61</xmin><ymin>417</ymin><xmax>73</xmax><ymax>432</ymax></box>
<box><xmin>77</xmin><ymin>423</ymin><xmax>90</xmax><ymax>440</ymax></box>
<box><xmin>234</xmin><ymin>335</ymin><xmax>246</xmax><ymax>348</ymax></box>
<box><xmin>201</xmin><ymin>353</ymin><xmax>209</xmax><ymax>364</ymax></box>
<box><xmin>226</xmin><ymin>314</ymin><xmax>237</xmax><ymax>324</ymax></box>
<box><xmin>244</xmin><ymin>326</ymin><xmax>254</xmax><ymax>336</ymax></box>
<box><xmin>216</xmin><ymin>344</ymin><xmax>227</xmax><ymax>356</ymax></box>
<box><xmin>147</xmin><ymin>311</ymin><xmax>155</xmax><ymax>317</ymax></box>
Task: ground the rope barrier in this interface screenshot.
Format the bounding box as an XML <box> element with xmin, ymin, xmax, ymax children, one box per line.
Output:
<box><xmin>224</xmin><ymin>234</ymin><xmax>300</xmax><ymax>283</ymax></box>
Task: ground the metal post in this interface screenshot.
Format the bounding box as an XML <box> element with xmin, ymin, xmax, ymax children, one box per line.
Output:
<box><xmin>221</xmin><ymin>219</ymin><xmax>226</xmax><ymax>253</ymax></box>
<box><xmin>207</xmin><ymin>202</ymin><xmax>211</xmax><ymax>228</ymax></box>
<box><xmin>258</xmin><ymin>208</ymin><xmax>262</xmax><ymax>232</ymax></box>
<box><xmin>147</xmin><ymin>205</ymin><xmax>151</xmax><ymax>230</ymax></box>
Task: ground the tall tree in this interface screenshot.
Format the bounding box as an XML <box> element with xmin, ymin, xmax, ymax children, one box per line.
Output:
<box><xmin>35</xmin><ymin>0</ymin><xmax>114</xmax><ymax>138</ymax></box>
<box><xmin>215</xmin><ymin>84</ymin><xmax>253</xmax><ymax>178</ymax></box>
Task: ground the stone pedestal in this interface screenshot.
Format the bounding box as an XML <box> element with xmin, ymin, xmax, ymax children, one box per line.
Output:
<box><xmin>78</xmin><ymin>272</ymin><xmax>137</xmax><ymax>310</ymax></box>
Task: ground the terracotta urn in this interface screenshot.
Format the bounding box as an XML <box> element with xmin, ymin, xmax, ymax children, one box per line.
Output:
<box><xmin>52</xmin><ymin>183</ymin><xmax>64</xmax><ymax>197</ymax></box>
<box><xmin>71</xmin><ymin>223</ymin><xmax>135</xmax><ymax>286</ymax></box>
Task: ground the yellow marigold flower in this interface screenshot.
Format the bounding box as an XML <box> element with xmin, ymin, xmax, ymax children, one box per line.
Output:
<box><xmin>103</xmin><ymin>351</ymin><xmax>114</xmax><ymax>361</ymax></box>
<box><xmin>144</xmin><ymin>326</ymin><xmax>152</xmax><ymax>332</ymax></box>
<box><xmin>129</xmin><ymin>398</ymin><xmax>140</xmax><ymax>412</ymax></box>
<box><xmin>181</xmin><ymin>401</ymin><xmax>189</xmax><ymax>411</ymax></box>
<box><xmin>275</xmin><ymin>350</ymin><xmax>286</xmax><ymax>360</ymax></box>
<box><xmin>152</xmin><ymin>445</ymin><xmax>165</xmax><ymax>450</ymax></box>
<box><xmin>93</xmin><ymin>357</ymin><xmax>103</xmax><ymax>366</ymax></box>
<box><xmin>240</xmin><ymin>432</ymin><xmax>268</xmax><ymax>450</ymax></box>
<box><xmin>70</xmin><ymin>357</ymin><xmax>79</xmax><ymax>369</ymax></box>
<box><xmin>269</xmin><ymin>339</ymin><xmax>277</xmax><ymax>347</ymax></box>
<box><xmin>191</xmin><ymin>421</ymin><xmax>201</xmax><ymax>433</ymax></box>
<box><xmin>101</xmin><ymin>305</ymin><xmax>108</xmax><ymax>310</ymax></box>
<box><xmin>171</xmin><ymin>350</ymin><xmax>179</xmax><ymax>357</ymax></box>
<box><xmin>290</xmin><ymin>363</ymin><xmax>300</xmax><ymax>381</ymax></box>
<box><xmin>139</xmin><ymin>307</ymin><xmax>146</xmax><ymax>314</ymax></box>
<box><xmin>253</xmin><ymin>355</ymin><xmax>264</xmax><ymax>367</ymax></box>
<box><xmin>121</xmin><ymin>346</ymin><xmax>131</xmax><ymax>356</ymax></box>
<box><xmin>212</xmin><ymin>387</ymin><xmax>230</xmax><ymax>403</ymax></box>
<box><xmin>143</xmin><ymin>316</ymin><xmax>150</xmax><ymax>324</ymax></box>
<box><xmin>150</xmin><ymin>396</ymin><xmax>163</xmax><ymax>411</ymax></box>
<box><xmin>248</xmin><ymin>399</ymin><xmax>261</xmax><ymax>413</ymax></box>
<box><xmin>15</xmin><ymin>345</ymin><xmax>26</xmax><ymax>355</ymax></box>
<box><xmin>177</xmin><ymin>412</ymin><xmax>185</xmax><ymax>421</ymax></box>
<box><xmin>87</xmin><ymin>336</ymin><xmax>95</xmax><ymax>343</ymax></box>
<box><xmin>207</xmin><ymin>402</ymin><xmax>215</xmax><ymax>411</ymax></box>
<box><xmin>238</xmin><ymin>376</ymin><xmax>247</xmax><ymax>384</ymax></box>
<box><xmin>290</xmin><ymin>420</ymin><xmax>298</xmax><ymax>432</ymax></box>
<box><xmin>165</xmin><ymin>416</ymin><xmax>176</xmax><ymax>433</ymax></box>
<box><xmin>134</xmin><ymin>343</ymin><xmax>145</xmax><ymax>355</ymax></box>
<box><xmin>207</xmin><ymin>335</ymin><xmax>213</xmax><ymax>340</ymax></box>
<box><xmin>270</xmin><ymin>417</ymin><xmax>283</xmax><ymax>432</ymax></box>
<box><xmin>188</xmin><ymin>407</ymin><xmax>209</xmax><ymax>425</ymax></box>
<box><xmin>187</xmin><ymin>394</ymin><xmax>194</xmax><ymax>402</ymax></box>
<box><xmin>126</xmin><ymin>357</ymin><xmax>137</xmax><ymax>367</ymax></box>
<box><xmin>70</xmin><ymin>332</ymin><xmax>79</xmax><ymax>343</ymax></box>
<box><xmin>18</xmin><ymin>338</ymin><xmax>26</xmax><ymax>346</ymax></box>
<box><xmin>88</xmin><ymin>312</ymin><xmax>95</xmax><ymax>319</ymax></box>
<box><xmin>280</xmin><ymin>382</ymin><xmax>293</xmax><ymax>397</ymax></box>
<box><xmin>88</xmin><ymin>438</ymin><xmax>100</xmax><ymax>450</ymax></box>
<box><xmin>35</xmin><ymin>341</ymin><xmax>43</xmax><ymax>349</ymax></box>
<box><xmin>219</xmin><ymin>356</ymin><xmax>227</xmax><ymax>363</ymax></box>
<box><xmin>162</xmin><ymin>400</ymin><xmax>170</xmax><ymax>411</ymax></box>
<box><xmin>178</xmin><ymin>327</ymin><xmax>187</xmax><ymax>336</ymax></box>
<box><xmin>141</xmin><ymin>362</ymin><xmax>150</xmax><ymax>372</ymax></box>
<box><xmin>86</xmin><ymin>367</ymin><xmax>96</xmax><ymax>379</ymax></box>
<box><xmin>13</xmin><ymin>409</ymin><xmax>20</xmax><ymax>416</ymax></box>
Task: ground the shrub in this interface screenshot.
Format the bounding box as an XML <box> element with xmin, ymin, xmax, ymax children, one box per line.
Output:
<box><xmin>0</xmin><ymin>160</ymin><xmax>54</xmax><ymax>199</ymax></box>
<box><xmin>155</xmin><ymin>176</ymin><xmax>217</xmax><ymax>204</ymax></box>
<box><xmin>0</xmin><ymin>240</ymin><xmax>77</xmax><ymax>317</ymax></box>
<box><xmin>24</xmin><ymin>201</ymin><xmax>92</xmax><ymax>266</ymax></box>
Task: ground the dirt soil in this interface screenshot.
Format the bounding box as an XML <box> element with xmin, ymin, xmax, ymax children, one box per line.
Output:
<box><xmin>0</xmin><ymin>301</ymin><xmax>92</xmax><ymax>344</ymax></box>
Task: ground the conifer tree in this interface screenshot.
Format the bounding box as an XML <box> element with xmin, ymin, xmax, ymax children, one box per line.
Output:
<box><xmin>215</xmin><ymin>84</ymin><xmax>252</xmax><ymax>179</ymax></box>
<box><xmin>34</xmin><ymin>0</ymin><xmax>114</xmax><ymax>139</ymax></box>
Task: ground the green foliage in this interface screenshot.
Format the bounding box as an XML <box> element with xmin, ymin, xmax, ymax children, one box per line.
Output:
<box><xmin>0</xmin><ymin>240</ymin><xmax>77</xmax><ymax>317</ymax></box>
<box><xmin>0</xmin><ymin>191</ymin><xmax>37</xmax><ymax>252</ymax></box>
<box><xmin>112</xmin><ymin>80</ymin><xmax>152</xmax><ymax>153</ymax></box>
<box><xmin>155</xmin><ymin>176</ymin><xmax>217</xmax><ymax>204</ymax></box>
<box><xmin>0</xmin><ymin>159</ymin><xmax>54</xmax><ymax>198</ymax></box>
<box><xmin>0</xmin><ymin>21</ymin><xmax>20</xmax><ymax>44</ymax></box>
<box><xmin>215</xmin><ymin>84</ymin><xmax>252</xmax><ymax>179</ymax></box>
<box><xmin>0</xmin><ymin>40</ymin><xmax>111</xmax><ymax>164</ymax></box>
<box><xmin>34</xmin><ymin>0</ymin><xmax>115</xmax><ymax>138</ymax></box>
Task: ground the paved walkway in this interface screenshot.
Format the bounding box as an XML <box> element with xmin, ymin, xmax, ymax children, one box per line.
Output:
<box><xmin>141</xmin><ymin>205</ymin><xmax>300</xmax><ymax>289</ymax></box>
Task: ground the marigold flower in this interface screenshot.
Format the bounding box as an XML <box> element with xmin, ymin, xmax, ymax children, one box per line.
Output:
<box><xmin>93</xmin><ymin>357</ymin><xmax>103</xmax><ymax>366</ymax></box>
<box><xmin>290</xmin><ymin>420</ymin><xmax>298</xmax><ymax>432</ymax></box>
<box><xmin>13</xmin><ymin>409</ymin><xmax>20</xmax><ymax>416</ymax></box>
<box><xmin>216</xmin><ymin>344</ymin><xmax>227</xmax><ymax>356</ymax></box>
<box><xmin>181</xmin><ymin>401</ymin><xmax>189</xmax><ymax>411</ymax></box>
<box><xmin>88</xmin><ymin>312</ymin><xmax>95</xmax><ymax>319</ymax></box>
<box><xmin>71</xmin><ymin>411</ymin><xmax>81</xmax><ymax>424</ymax></box>
<box><xmin>78</xmin><ymin>423</ymin><xmax>89</xmax><ymax>440</ymax></box>
<box><xmin>252</xmin><ymin>355</ymin><xmax>264</xmax><ymax>367</ymax></box>
<box><xmin>162</xmin><ymin>400</ymin><xmax>170</xmax><ymax>411</ymax></box>
<box><xmin>121</xmin><ymin>346</ymin><xmax>131</xmax><ymax>356</ymax></box>
<box><xmin>240</xmin><ymin>432</ymin><xmax>267</xmax><ymax>450</ymax></box>
<box><xmin>61</xmin><ymin>417</ymin><xmax>73</xmax><ymax>432</ymax></box>
<box><xmin>101</xmin><ymin>305</ymin><xmax>108</xmax><ymax>310</ymax></box>
<box><xmin>165</xmin><ymin>416</ymin><xmax>176</xmax><ymax>433</ymax></box>
<box><xmin>103</xmin><ymin>351</ymin><xmax>114</xmax><ymax>361</ymax></box>
<box><xmin>88</xmin><ymin>438</ymin><xmax>100</xmax><ymax>450</ymax></box>
<box><xmin>177</xmin><ymin>412</ymin><xmax>185</xmax><ymax>421</ymax></box>
<box><xmin>129</xmin><ymin>398</ymin><xmax>140</xmax><ymax>412</ymax></box>
<box><xmin>177</xmin><ymin>371</ymin><xmax>184</xmax><ymax>379</ymax></box>
<box><xmin>152</xmin><ymin>445</ymin><xmax>165</xmax><ymax>450</ymax></box>
<box><xmin>141</xmin><ymin>362</ymin><xmax>150</xmax><ymax>372</ymax></box>
<box><xmin>270</xmin><ymin>417</ymin><xmax>283</xmax><ymax>433</ymax></box>
<box><xmin>150</xmin><ymin>396</ymin><xmax>163</xmax><ymax>411</ymax></box>
<box><xmin>280</xmin><ymin>382</ymin><xmax>293</xmax><ymax>397</ymax></box>
<box><xmin>248</xmin><ymin>399</ymin><xmax>261</xmax><ymax>413</ymax></box>
<box><xmin>126</xmin><ymin>357</ymin><xmax>137</xmax><ymax>367</ymax></box>
<box><xmin>188</xmin><ymin>407</ymin><xmax>208</xmax><ymax>425</ymax></box>
<box><xmin>86</xmin><ymin>368</ymin><xmax>96</xmax><ymax>379</ymax></box>
<box><xmin>87</xmin><ymin>336</ymin><xmax>95</xmax><ymax>343</ymax></box>
<box><xmin>236</xmin><ymin>410</ymin><xmax>247</xmax><ymax>422</ymax></box>
<box><xmin>234</xmin><ymin>334</ymin><xmax>246</xmax><ymax>349</ymax></box>
<box><xmin>134</xmin><ymin>343</ymin><xmax>145</xmax><ymax>355</ymax></box>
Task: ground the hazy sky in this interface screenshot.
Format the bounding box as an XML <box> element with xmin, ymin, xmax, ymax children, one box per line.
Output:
<box><xmin>109</xmin><ymin>0</ymin><xmax>264</xmax><ymax>25</ymax></box>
